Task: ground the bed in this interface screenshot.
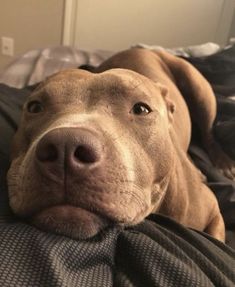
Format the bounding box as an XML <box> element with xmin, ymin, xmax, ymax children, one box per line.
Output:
<box><xmin>0</xmin><ymin>44</ymin><xmax>234</xmax><ymax>286</ymax></box>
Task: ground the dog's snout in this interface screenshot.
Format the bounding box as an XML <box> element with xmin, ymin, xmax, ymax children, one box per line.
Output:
<box><xmin>35</xmin><ymin>128</ymin><xmax>102</xmax><ymax>175</ymax></box>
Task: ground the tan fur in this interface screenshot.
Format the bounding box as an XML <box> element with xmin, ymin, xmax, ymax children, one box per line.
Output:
<box><xmin>8</xmin><ymin>48</ymin><xmax>228</xmax><ymax>241</ymax></box>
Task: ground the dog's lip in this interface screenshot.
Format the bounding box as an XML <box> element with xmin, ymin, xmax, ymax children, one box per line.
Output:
<box><xmin>29</xmin><ymin>204</ymin><xmax>115</xmax><ymax>240</ymax></box>
<box><xmin>30</xmin><ymin>203</ymin><xmax>113</xmax><ymax>223</ymax></box>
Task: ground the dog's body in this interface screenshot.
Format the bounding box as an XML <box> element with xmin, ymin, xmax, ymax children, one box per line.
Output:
<box><xmin>8</xmin><ymin>48</ymin><xmax>230</xmax><ymax>241</ymax></box>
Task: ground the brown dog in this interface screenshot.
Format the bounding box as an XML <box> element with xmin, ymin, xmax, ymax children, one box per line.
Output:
<box><xmin>7</xmin><ymin>48</ymin><xmax>229</xmax><ymax>241</ymax></box>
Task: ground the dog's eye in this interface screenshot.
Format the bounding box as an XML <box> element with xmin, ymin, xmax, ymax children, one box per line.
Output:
<box><xmin>26</xmin><ymin>101</ymin><xmax>43</xmax><ymax>113</ymax></box>
<box><xmin>131</xmin><ymin>102</ymin><xmax>152</xmax><ymax>115</ymax></box>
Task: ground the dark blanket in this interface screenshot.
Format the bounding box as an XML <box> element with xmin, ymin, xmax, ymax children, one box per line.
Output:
<box><xmin>0</xmin><ymin>85</ymin><xmax>29</xmax><ymax>221</ymax></box>
<box><xmin>0</xmin><ymin>215</ymin><xmax>235</xmax><ymax>287</ymax></box>
<box><xmin>185</xmin><ymin>45</ymin><xmax>235</xmax><ymax>249</ymax></box>
<box><xmin>186</xmin><ymin>44</ymin><xmax>235</xmax><ymax>161</ymax></box>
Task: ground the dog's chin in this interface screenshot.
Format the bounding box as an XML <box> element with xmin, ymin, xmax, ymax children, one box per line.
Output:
<box><xmin>30</xmin><ymin>205</ymin><xmax>111</xmax><ymax>240</ymax></box>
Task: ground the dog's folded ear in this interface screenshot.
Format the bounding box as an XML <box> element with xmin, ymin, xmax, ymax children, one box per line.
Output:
<box><xmin>154</xmin><ymin>50</ymin><xmax>216</xmax><ymax>133</ymax></box>
<box><xmin>155</xmin><ymin>83</ymin><xmax>175</xmax><ymax>123</ymax></box>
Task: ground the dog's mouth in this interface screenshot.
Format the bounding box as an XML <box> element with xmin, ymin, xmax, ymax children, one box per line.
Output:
<box><xmin>30</xmin><ymin>204</ymin><xmax>112</xmax><ymax>240</ymax></box>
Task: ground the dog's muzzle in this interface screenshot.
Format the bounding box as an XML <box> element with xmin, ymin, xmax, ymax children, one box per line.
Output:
<box><xmin>35</xmin><ymin>127</ymin><xmax>103</xmax><ymax>180</ymax></box>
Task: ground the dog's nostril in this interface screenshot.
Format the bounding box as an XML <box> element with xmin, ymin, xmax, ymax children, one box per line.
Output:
<box><xmin>37</xmin><ymin>144</ymin><xmax>58</xmax><ymax>162</ymax></box>
<box><xmin>74</xmin><ymin>145</ymin><xmax>98</xmax><ymax>164</ymax></box>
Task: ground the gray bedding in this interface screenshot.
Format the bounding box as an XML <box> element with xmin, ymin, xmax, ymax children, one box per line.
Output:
<box><xmin>0</xmin><ymin>46</ymin><xmax>114</xmax><ymax>88</ymax></box>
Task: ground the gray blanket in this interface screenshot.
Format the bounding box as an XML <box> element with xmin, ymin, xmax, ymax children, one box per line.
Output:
<box><xmin>0</xmin><ymin>215</ymin><xmax>235</xmax><ymax>287</ymax></box>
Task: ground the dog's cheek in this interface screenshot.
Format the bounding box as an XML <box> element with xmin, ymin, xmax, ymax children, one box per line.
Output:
<box><xmin>142</xmin><ymin>127</ymin><xmax>175</xmax><ymax>211</ymax></box>
<box><xmin>120</xmin><ymin>142</ymin><xmax>156</xmax><ymax>223</ymax></box>
<box><xmin>10</xmin><ymin>128</ymin><xmax>30</xmax><ymax>161</ymax></box>
<box><xmin>7</xmin><ymin>156</ymin><xmax>29</xmax><ymax>215</ymax></box>
<box><xmin>148</xmin><ymin>118</ymin><xmax>174</xmax><ymax>172</ymax></box>
<box><xmin>7</xmin><ymin>152</ymin><xmax>63</xmax><ymax>217</ymax></box>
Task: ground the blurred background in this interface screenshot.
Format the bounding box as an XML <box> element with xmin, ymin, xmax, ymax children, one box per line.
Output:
<box><xmin>0</xmin><ymin>0</ymin><xmax>234</xmax><ymax>72</ymax></box>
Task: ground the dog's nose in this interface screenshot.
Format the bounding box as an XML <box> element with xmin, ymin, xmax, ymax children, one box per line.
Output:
<box><xmin>35</xmin><ymin>128</ymin><xmax>102</xmax><ymax>173</ymax></box>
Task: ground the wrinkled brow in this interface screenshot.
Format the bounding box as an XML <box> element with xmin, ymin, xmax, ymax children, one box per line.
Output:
<box><xmin>87</xmin><ymin>75</ymin><xmax>147</xmax><ymax>98</ymax></box>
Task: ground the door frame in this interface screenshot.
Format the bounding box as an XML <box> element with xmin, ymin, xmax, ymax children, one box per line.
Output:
<box><xmin>62</xmin><ymin>0</ymin><xmax>77</xmax><ymax>45</ymax></box>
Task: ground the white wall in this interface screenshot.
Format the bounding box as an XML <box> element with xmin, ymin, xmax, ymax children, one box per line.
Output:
<box><xmin>0</xmin><ymin>0</ymin><xmax>64</xmax><ymax>71</ymax></box>
<box><xmin>70</xmin><ymin>0</ymin><xmax>234</xmax><ymax>51</ymax></box>
<box><xmin>229</xmin><ymin>8</ymin><xmax>235</xmax><ymax>39</ymax></box>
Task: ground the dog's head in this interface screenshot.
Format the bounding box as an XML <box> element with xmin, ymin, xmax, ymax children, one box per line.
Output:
<box><xmin>7</xmin><ymin>68</ymin><xmax>175</xmax><ymax>239</ymax></box>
